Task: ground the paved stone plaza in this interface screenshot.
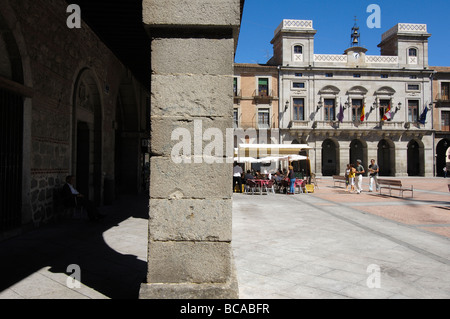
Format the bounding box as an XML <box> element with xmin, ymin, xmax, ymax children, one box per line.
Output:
<box><xmin>0</xmin><ymin>177</ymin><xmax>449</xmax><ymax>299</ymax></box>
<box><xmin>233</xmin><ymin>177</ymin><xmax>450</xmax><ymax>298</ymax></box>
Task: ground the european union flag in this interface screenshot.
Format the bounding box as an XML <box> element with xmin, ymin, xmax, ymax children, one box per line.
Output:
<box><xmin>418</xmin><ymin>107</ymin><xmax>428</xmax><ymax>125</ymax></box>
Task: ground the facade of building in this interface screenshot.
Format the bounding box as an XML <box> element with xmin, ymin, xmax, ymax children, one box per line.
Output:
<box><xmin>0</xmin><ymin>0</ymin><xmax>149</xmax><ymax>239</ymax></box>
<box><xmin>271</xmin><ymin>19</ymin><xmax>435</xmax><ymax>177</ymax></box>
<box><xmin>233</xmin><ymin>64</ymin><xmax>279</xmax><ymax>133</ymax></box>
<box><xmin>431</xmin><ymin>67</ymin><xmax>450</xmax><ymax>176</ymax></box>
<box><xmin>233</xmin><ymin>63</ymin><xmax>279</xmax><ymax>170</ymax></box>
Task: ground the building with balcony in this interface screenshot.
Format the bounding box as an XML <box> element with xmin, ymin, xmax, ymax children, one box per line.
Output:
<box><xmin>233</xmin><ymin>63</ymin><xmax>280</xmax><ymax>170</ymax></box>
<box><xmin>431</xmin><ymin>66</ymin><xmax>450</xmax><ymax>176</ymax></box>
<box><xmin>271</xmin><ymin>19</ymin><xmax>435</xmax><ymax>177</ymax></box>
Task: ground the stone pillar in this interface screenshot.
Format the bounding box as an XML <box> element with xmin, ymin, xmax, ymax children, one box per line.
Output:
<box><xmin>139</xmin><ymin>0</ymin><xmax>243</xmax><ymax>299</ymax></box>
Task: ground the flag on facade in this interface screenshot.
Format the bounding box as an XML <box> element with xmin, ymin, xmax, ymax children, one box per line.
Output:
<box><xmin>360</xmin><ymin>102</ymin><xmax>365</xmax><ymax>122</ymax></box>
<box><xmin>419</xmin><ymin>107</ymin><xmax>428</xmax><ymax>124</ymax></box>
<box><xmin>382</xmin><ymin>102</ymin><xmax>392</xmax><ymax>121</ymax></box>
<box><xmin>338</xmin><ymin>102</ymin><xmax>344</xmax><ymax>123</ymax></box>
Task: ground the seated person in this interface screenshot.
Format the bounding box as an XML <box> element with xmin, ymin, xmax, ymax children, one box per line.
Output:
<box><xmin>244</xmin><ymin>170</ymin><xmax>254</xmax><ymax>181</ymax></box>
<box><xmin>62</xmin><ymin>175</ymin><xmax>103</xmax><ymax>221</ymax></box>
<box><xmin>272</xmin><ymin>172</ymin><xmax>282</xmax><ymax>184</ymax></box>
<box><xmin>255</xmin><ymin>171</ymin><xmax>263</xmax><ymax>179</ymax></box>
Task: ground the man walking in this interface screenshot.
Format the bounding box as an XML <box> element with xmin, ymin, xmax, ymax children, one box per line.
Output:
<box><xmin>368</xmin><ymin>159</ymin><xmax>380</xmax><ymax>192</ymax></box>
<box><xmin>355</xmin><ymin>159</ymin><xmax>365</xmax><ymax>194</ymax></box>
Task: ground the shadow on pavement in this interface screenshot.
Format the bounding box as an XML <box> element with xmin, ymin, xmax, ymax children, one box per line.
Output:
<box><xmin>0</xmin><ymin>193</ymin><xmax>149</xmax><ymax>299</ymax></box>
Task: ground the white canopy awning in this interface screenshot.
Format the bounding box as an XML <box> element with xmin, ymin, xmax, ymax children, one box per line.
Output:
<box><xmin>234</xmin><ymin>157</ymin><xmax>259</xmax><ymax>163</ymax></box>
<box><xmin>237</xmin><ymin>144</ymin><xmax>312</xmax><ymax>157</ymax></box>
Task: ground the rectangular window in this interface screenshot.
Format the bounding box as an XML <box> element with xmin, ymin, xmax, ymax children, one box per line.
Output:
<box><xmin>325</xmin><ymin>73</ymin><xmax>333</xmax><ymax>78</ymax></box>
<box><xmin>409</xmin><ymin>75</ymin><xmax>417</xmax><ymax>79</ymax></box>
<box><xmin>442</xmin><ymin>111</ymin><xmax>450</xmax><ymax>131</ymax></box>
<box><xmin>258</xmin><ymin>78</ymin><xmax>269</xmax><ymax>96</ymax></box>
<box><xmin>408</xmin><ymin>100</ymin><xmax>419</xmax><ymax>122</ymax></box>
<box><xmin>407</xmin><ymin>84</ymin><xmax>420</xmax><ymax>91</ymax></box>
<box><xmin>293</xmin><ymin>98</ymin><xmax>305</xmax><ymax>121</ymax></box>
<box><xmin>324</xmin><ymin>99</ymin><xmax>335</xmax><ymax>121</ymax></box>
<box><xmin>258</xmin><ymin>108</ymin><xmax>270</xmax><ymax>128</ymax></box>
<box><xmin>293</xmin><ymin>82</ymin><xmax>305</xmax><ymax>89</ymax></box>
<box><xmin>353</xmin><ymin>74</ymin><xmax>361</xmax><ymax>78</ymax></box>
<box><xmin>441</xmin><ymin>82</ymin><xmax>450</xmax><ymax>101</ymax></box>
<box><xmin>352</xmin><ymin>99</ymin><xmax>363</xmax><ymax>122</ymax></box>
<box><xmin>381</xmin><ymin>74</ymin><xmax>389</xmax><ymax>79</ymax></box>
<box><xmin>295</xmin><ymin>73</ymin><xmax>303</xmax><ymax>77</ymax></box>
<box><xmin>233</xmin><ymin>78</ymin><xmax>238</xmax><ymax>96</ymax></box>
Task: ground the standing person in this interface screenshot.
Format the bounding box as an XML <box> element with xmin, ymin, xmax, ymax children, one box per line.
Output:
<box><xmin>345</xmin><ymin>164</ymin><xmax>351</xmax><ymax>192</ymax></box>
<box><xmin>444</xmin><ymin>166</ymin><xmax>448</xmax><ymax>178</ymax></box>
<box><xmin>355</xmin><ymin>159</ymin><xmax>365</xmax><ymax>194</ymax></box>
<box><xmin>233</xmin><ymin>162</ymin><xmax>243</xmax><ymax>193</ymax></box>
<box><xmin>348</xmin><ymin>164</ymin><xmax>356</xmax><ymax>193</ymax></box>
<box><xmin>287</xmin><ymin>165</ymin><xmax>296</xmax><ymax>194</ymax></box>
<box><xmin>368</xmin><ymin>159</ymin><xmax>380</xmax><ymax>192</ymax></box>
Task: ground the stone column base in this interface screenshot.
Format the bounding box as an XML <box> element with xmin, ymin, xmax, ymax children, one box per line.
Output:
<box><xmin>139</xmin><ymin>264</ymin><xmax>239</xmax><ymax>299</ymax></box>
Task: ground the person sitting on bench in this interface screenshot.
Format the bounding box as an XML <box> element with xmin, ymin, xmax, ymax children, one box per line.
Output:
<box><xmin>62</xmin><ymin>175</ymin><xmax>104</xmax><ymax>221</ymax></box>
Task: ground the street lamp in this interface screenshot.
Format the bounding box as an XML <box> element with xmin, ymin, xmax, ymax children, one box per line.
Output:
<box><xmin>317</xmin><ymin>100</ymin><xmax>323</xmax><ymax>111</ymax></box>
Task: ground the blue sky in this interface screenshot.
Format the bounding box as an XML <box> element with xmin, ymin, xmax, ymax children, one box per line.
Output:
<box><xmin>235</xmin><ymin>0</ymin><xmax>450</xmax><ymax>66</ymax></box>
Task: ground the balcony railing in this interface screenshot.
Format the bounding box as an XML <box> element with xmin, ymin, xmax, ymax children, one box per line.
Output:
<box><xmin>234</xmin><ymin>121</ymin><xmax>278</xmax><ymax>130</ymax></box>
<box><xmin>233</xmin><ymin>89</ymin><xmax>242</xmax><ymax>103</ymax></box>
<box><xmin>252</xmin><ymin>90</ymin><xmax>275</xmax><ymax>103</ymax></box>
<box><xmin>436</xmin><ymin>93</ymin><xmax>450</xmax><ymax>102</ymax></box>
<box><xmin>288</xmin><ymin>120</ymin><xmax>409</xmax><ymax>130</ymax></box>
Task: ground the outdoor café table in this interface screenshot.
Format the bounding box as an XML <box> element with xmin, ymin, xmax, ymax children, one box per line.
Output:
<box><xmin>253</xmin><ymin>179</ymin><xmax>270</xmax><ymax>195</ymax></box>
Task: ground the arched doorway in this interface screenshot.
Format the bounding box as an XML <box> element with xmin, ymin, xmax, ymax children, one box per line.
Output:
<box><xmin>73</xmin><ymin>69</ymin><xmax>103</xmax><ymax>205</ymax></box>
<box><xmin>322</xmin><ymin>138</ymin><xmax>339</xmax><ymax>176</ymax></box>
<box><xmin>377</xmin><ymin>139</ymin><xmax>395</xmax><ymax>176</ymax></box>
<box><xmin>407</xmin><ymin>139</ymin><xmax>424</xmax><ymax>176</ymax></box>
<box><xmin>436</xmin><ymin>139</ymin><xmax>450</xmax><ymax>177</ymax></box>
<box><xmin>350</xmin><ymin>139</ymin><xmax>368</xmax><ymax>174</ymax></box>
<box><xmin>115</xmin><ymin>80</ymin><xmax>144</xmax><ymax>195</ymax></box>
<box><xmin>0</xmin><ymin>12</ymin><xmax>25</xmax><ymax>232</ymax></box>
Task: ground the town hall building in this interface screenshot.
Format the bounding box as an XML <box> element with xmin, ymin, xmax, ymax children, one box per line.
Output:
<box><xmin>270</xmin><ymin>19</ymin><xmax>434</xmax><ymax>177</ymax></box>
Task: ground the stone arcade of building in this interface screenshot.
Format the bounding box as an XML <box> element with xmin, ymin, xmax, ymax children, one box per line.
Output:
<box><xmin>0</xmin><ymin>0</ymin><xmax>152</xmax><ymax>239</ymax></box>
<box><xmin>1</xmin><ymin>0</ymin><xmax>245</xmax><ymax>299</ymax></box>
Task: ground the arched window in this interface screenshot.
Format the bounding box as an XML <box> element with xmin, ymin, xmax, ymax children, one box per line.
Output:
<box><xmin>294</xmin><ymin>45</ymin><xmax>303</xmax><ymax>54</ymax></box>
<box><xmin>408</xmin><ymin>48</ymin><xmax>418</xmax><ymax>64</ymax></box>
<box><xmin>293</xmin><ymin>45</ymin><xmax>303</xmax><ymax>62</ymax></box>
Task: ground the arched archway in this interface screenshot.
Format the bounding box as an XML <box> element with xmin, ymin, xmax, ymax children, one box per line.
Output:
<box><xmin>322</xmin><ymin>138</ymin><xmax>339</xmax><ymax>176</ymax></box>
<box><xmin>0</xmin><ymin>11</ymin><xmax>25</xmax><ymax>232</ymax></box>
<box><xmin>407</xmin><ymin>139</ymin><xmax>424</xmax><ymax>176</ymax></box>
<box><xmin>436</xmin><ymin>139</ymin><xmax>450</xmax><ymax>177</ymax></box>
<box><xmin>377</xmin><ymin>139</ymin><xmax>395</xmax><ymax>176</ymax></box>
<box><xmin>73</xmin><ymin>69</ymin><xmax>103</xmax><ymax>205</ymax></box>
<box><xmin>350</xmin><ymin>139</ymin><xmax>368</xmax><ymax>174</ymax></box>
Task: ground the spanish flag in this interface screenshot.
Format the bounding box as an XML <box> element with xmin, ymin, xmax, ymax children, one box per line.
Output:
<box><xmin>360</xmin><ymin>102</ymin><xmax>365</xmax><ymax>122</ymax></box>
<box><xmin>382</xmin><ymin>102</ymin><xmax>392</xmax><ymax>121</ymax></box>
